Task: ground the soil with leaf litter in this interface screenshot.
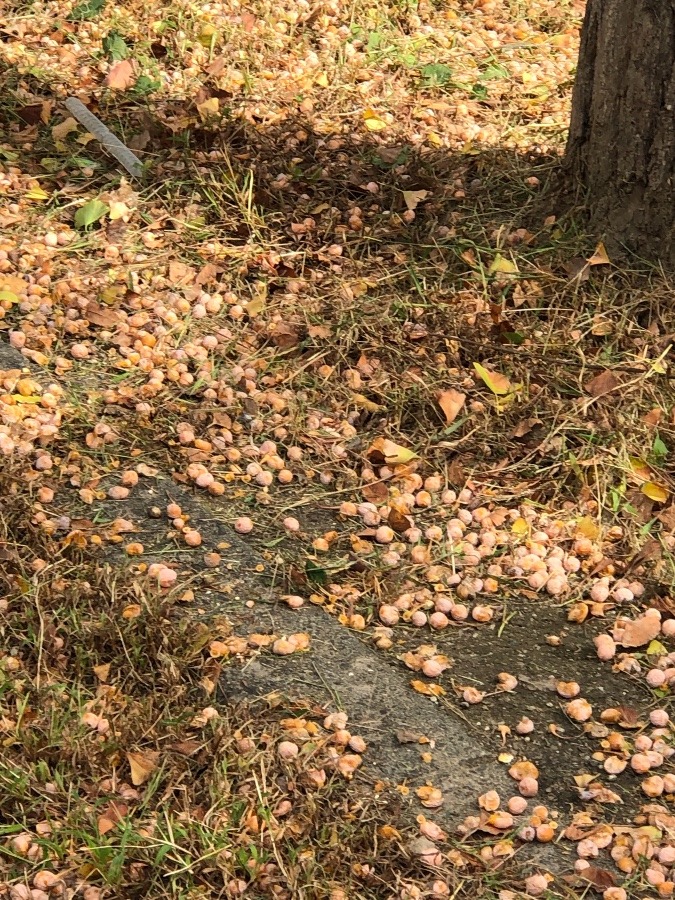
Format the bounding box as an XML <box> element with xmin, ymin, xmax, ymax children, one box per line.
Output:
<box><xmin>3</xmin><ymin>0</ymin><xmax>675</xmax><ymax>898</ymax></box>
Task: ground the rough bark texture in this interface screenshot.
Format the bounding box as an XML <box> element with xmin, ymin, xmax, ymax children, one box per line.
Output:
<box><xmin>566</xmin><ymin>0</ymin><xmax>675</xmax><ymax>262</ymax></box>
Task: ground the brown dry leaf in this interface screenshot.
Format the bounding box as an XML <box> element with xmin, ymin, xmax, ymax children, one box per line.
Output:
<box><xmin>195</xmin><ymin>263</ymin><xmax>218</xmax><ymax>286</ymax></box>
<box><xmin>511</xmin><ymin>417</ymin><xmax>541</xmax><ymax>438</ymax></box>
<box><xmin>169</xmin><ymin>740</ymin><xmax>201</xmax><ymax>756</ymax></box>
<box><xmin>362</xmin><ymin>481</ymin><xmax>389</xmax><ymax>503</ymax></box>
<box><xmin>644</xmin><ymin>408</ymin><xmax>663</xmax><ymax>426</ymax></box>
<box><xmin>579</xmin><ymin>783</ymin><xmax>622</xmax><ymax>804</ymax></box>
<box><xmin>402</xmin><ymin>189</ymin><xmax>429</xmax><ymax>211</ymax></box>
<box><xmin>85</xmin><ymin>302</ymin><xmax>123</xmax><ymax>329</ymax></box>
<box><xmin>657</xmin><ymin>505</ymin><xmax>675</xmax><ymax>531</ymax></box>
<box><xmin>97</xmin><ymin>801</ymin><xmax>128</xmax><ymax>836</ymax></box>
<box><xmin>269</xmin><ymin>321</ymin><xmax>300</xmax><ymax>349</ymax></box>
<box><xmin>388</xmin><ymin>508</ymin><xmax>411</xmax><ymax>533</ymax></box>
<box><xmin>588</xmin><ymin>241</ymin><xmax>611</xmax><ymax>266</ymax></box>
<box><xmin>584</xmin><ymin>369</ymin><xmax>619</xmax><ymax>397</ymax></box>
<box><xmin>241</xmin><ymin>10</ymin><xmax>257</xmax><ymax>30</ymax></box>
<box><xmin>618</xmin><ymin>615</ymin><xmax>661</xmax><ymax>648</ymax></box>
<box><xmin>106</xmin><ymin>59</ymin><xmax>136</xmax><ymax>90</ymax></box>
<box><xmin>52</xmin><ymin>117</ymin><xmax>79</xmax><ymax>142</ymax></box>
<box><xmin>436</xmin><ymin>389</ymin><xmax>466</xmax><ymax>425</ymax></box>
<box><xmin>93</xmin><ymin>663</ymin><xmax>111</xmax><ymax>682</ymax></box>
<box><xmin>127</xmin><ymin>750</ymin><xmax>159</xmax><ymax>786</ymax></box>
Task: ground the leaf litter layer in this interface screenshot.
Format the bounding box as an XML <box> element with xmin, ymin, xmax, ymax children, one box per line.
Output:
<box><xmin>2</xmin><ymin>0</ymin><xmax>675</xmax><ymax>897</ymax></box>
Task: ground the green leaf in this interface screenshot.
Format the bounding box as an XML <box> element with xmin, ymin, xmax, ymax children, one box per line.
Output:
<box><xmin>305</xmin><ymin>560</ymin><xmax>327</xmax><ymax>586</ymax></box>
<box><xmin>68</xmin><ymin>0</ymin><xmax>106</xmax><ymax>20</ymax></box>
<box><xmin>74</xmin><ymin>199</ymin><xmax>109</xmax><ymax>229</ymax></box>
<box><xmin>470</xmin><ymin>83</ymin><xmax>488</xmax><ymax>100</ymax></box>
<box><xmin>653</xmin><ymin>435</ymin><xmax>668</xmax><ymax>460</ymax></box>
<box><xmin>102</xmin><ymin>30</ymin><xmax>129</xmax><ymax>61</ymax></box>
<box><xmin>480</xmin><ymin>63</ymin><xmax>509</xmax><ymax>81</ymax></box>
<box><xmin>133</xmin><ymin>75</ymin><xmax>160</xmax><ymax>96</ymax></box>
<box><xmin>420</xmin><ymin>63</ymin><xmax>452</xmax><ymax>87</ymax></box>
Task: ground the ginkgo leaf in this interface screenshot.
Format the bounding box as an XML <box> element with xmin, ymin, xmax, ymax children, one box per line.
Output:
<box><xmin>367</xmin><ymin>437</ymin><xmax>418</xmax><ymax>465</ymax></box>
<box><xmin>127</xmin><ymin>750</ymin><xmax>159</xmax><ymax>785</ymax></box>
<box><xmin>642</xmin><ymin>481</ymin><xmax>669</xmax><ymax>503</ymax></box>
<box><xmin>647</xmin><ymin>639</ymin><xmax>668</xmax><ymax>656</ymax></box>
<box><xmin>576</xmin><ymin>516</ymin><xmax>600</xmax><ymax>540</ymax></box>
<box><xmin>106</xmin><ymin>59</ymin><xmax>135</xmax><ymax>90</ymax></box>
<box><xmin>352</xmin><ymin>393</ymin><xmax>383</xmax><ymax>413</ymax></box>
<box><xmin>363</xmin><ymin>109</ymin><xmax>388</xmax><ymax>131</ymax></box>
<box><xmin>436</xmin><ymin>389</ymin><xmax>465</xmax><ymax>425</ymax></box>
<box><xmin>473</xmin><ymin>362</ymin><xmax>512</xmax><ymax>395</ymax></box>
<box><xmin>511</xmin><ymin>517</ymin><xmax>529</xmax><ymax>536</ymax></box>
<box><xmin>411</xmin><ymin>679</ymin><xmax>446</xmax><ymax>697</ymax></box>
<box><xmin>197</xmin><ymin>97</ymin><xmax>220</xmax><ymax>120</ymax></box>
<box><xmin>25</xmin><ymin>186</ymin><xmax>49</xmax><ymax>201</ymax></box>
<box><xmin>588</xmin><ymin>241</ymin><xmax>611</xmax><ymax>266</ymax></box>
<box><xmin>403</xmin><ymin>190</ymin><xmax>429</xmax><ymax>211</ymax></box>
<box><xmin>488</xmin><ymin>253</ymin><xmax>519</xmax><ymax>275</ymax></box>
<box><xmin>629</xmin><ymin>457</ymin><xmax>653</xmax><ymax>481</ymax></box>
<box><xmin>74</xmin><ymin>199</ymin><xmax>108</xmax><ymax>229</ymax></box>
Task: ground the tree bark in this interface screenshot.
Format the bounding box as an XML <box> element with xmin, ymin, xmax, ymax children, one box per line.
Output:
<box><xmin>566</xmin><ymin>0</ymin><xmax>675</xmax><ymax>263</ymax></box>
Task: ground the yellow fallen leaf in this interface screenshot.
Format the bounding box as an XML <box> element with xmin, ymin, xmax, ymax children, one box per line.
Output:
<box><xmin>122</xmin><ymin>604</ymin><xmax>142</xmax><ymax>619</ymax></box>
<box><xmin>367</xmin><ymin>437</ymin><xmax>418</xmax><ymax>466</ymax></box>
<box><xmin>642</xmin><ymin>481</ymin><xmax>669</xmax><ymax>503</ymax></box>
<box><xmin>488</xmin><ymin>253</ymin><xmax>519</xmax><ymax>275</ymax></box>
<box><xmin>629</xmin><ymin>456</ymin><xmax>653</xmax><ymax>482</ymax></box>
<box><xmin>411</xmin><ymin>680</ymin><xmax>446</xmax><ymax>697</ymax></box>
<box><xmin>403</xmin><ymin>190</ymin><xmax>429</xmax><ymax>211</ymax></box>
<box><xmin>0</xmin><ymin>275</ymin><xmax>27</xmax><ymax>295</ymax></box>
<box><xmin>426</xmin><ymin>131</ymin><xmax>443</xmax><ymax>146</ymax></box>
<box><xmin>473</xmin><ymin>362</ymin><xmax>512</xmax><ymax>396</ymax></box>
<box><xmin>109</xmin><ymin>201</ymin><xmax>130</xmax><ymax>221</ymax></box>
<box><xmin>510</xmin><ymin>517</ymin><xmax>529</xmax><ymax>536</ymax></box>
<box><xmin>127</xmin><ymin>750</ymin><xmax>159</xmax><ymax>786</ymax></box>
<box><xmin>197</xmin><ymin>97</ymin><xmax>220</xmax><ymax>120</ymax></box>
<box><xmin>25</xmin><ymin>186</ymin><xmax>49</xmax><ymax>201</ymax></box>
<box><xmin>647</xmin><ymin>640</ymin><xmax>668</xmax><ymax>657</ymax></box>
<box><xmin>363</xmin><ymin>109</ymin><xmax>388</xmax><ymax>131</ymax></box>
<box><xmin>588</xmin><ymin>241</ymin><xmax>611</xmax><ymax>266</ymax></box>
<box><xmin>498</xmin><ymin>752</ymin><xmax>514</xmax><ymax>764</ymax></box>
<box><xmin>352</xmin><ymin>393</ymin><xmax>383</xmax><ymax>413</ymax></box>
<box><xmin>315</xmin><ymin>72</ymin><xmax>329</xmax><ymax>87</ymax></box>
<box><xmin>11</xmin><ymin>395</ymin><xmax>40</xmax><ymax>404</ymax></box>
<box><xmin>576</xmin><ymin>516</ymin><xmax>600</xmax><ymax>540</ymax></box>
<box><xmin>0</xmin><ymin>290</ymin><xmax>18</xmax><ymax>305</ymax></box>
<box><xmin>436</xmin><ymin>389</ymin><xmax>465</xmax><ymax>425</ymax></box>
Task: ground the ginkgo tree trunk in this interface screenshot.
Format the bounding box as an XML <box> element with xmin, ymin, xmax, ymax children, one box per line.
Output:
<box><xmin>566</xmin><ymin>0</ymin><xmax>675</xmax><ymax>263</ymax></box>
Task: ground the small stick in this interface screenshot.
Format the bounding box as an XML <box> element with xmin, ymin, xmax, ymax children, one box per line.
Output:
<box><xmin>64</xmin><ymin>97</ymin><xmax>144</xmax><ymax>180</ymax></box>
